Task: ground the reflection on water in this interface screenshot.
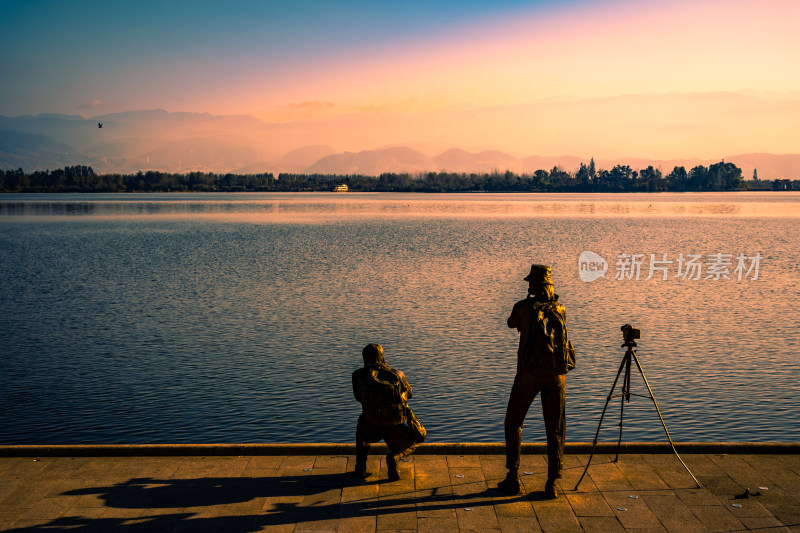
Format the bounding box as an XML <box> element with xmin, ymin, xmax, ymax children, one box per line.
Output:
<box><xmin>2</xmin><ymin>192</ymin><xmax>800</xmax><ymax>221</ymax></box>
<box><xmin>1</xmin><ymin>192</ymin><xmax>798</xmax><ymax>445</ymax></box>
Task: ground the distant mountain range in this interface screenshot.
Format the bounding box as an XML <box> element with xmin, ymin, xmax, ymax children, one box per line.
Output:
<box><xmin>1</xmin><ymin>110</ymin><xmax>799</xmax><ymax>179</ymax></box>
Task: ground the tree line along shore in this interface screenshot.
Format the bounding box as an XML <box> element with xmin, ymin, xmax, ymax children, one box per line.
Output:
<box><xmin>0</xmin><ymin>160</ymin><xmax>794</xmax><ymax>193</ymax></box>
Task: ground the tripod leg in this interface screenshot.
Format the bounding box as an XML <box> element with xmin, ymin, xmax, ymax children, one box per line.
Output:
<box><xmin>574</xmin><ymin>354</ymin><xmax>627</xmax><ymax>490</ymax></box>
<box><xmin>631</xmin><ymin>351</ymin><xmax>701</xmax><ymax>488</ymax></box>
<box><xmin>615</xmin><ymin>382</ymin><xmax>625</xmax><ymax>462</ymax></box>
<box><xmin>615</xmin><ymin>350</ymin><xmax>632</xmax><ymax>462</ymax></box>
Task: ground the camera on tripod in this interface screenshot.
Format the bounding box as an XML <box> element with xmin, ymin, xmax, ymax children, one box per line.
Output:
<box><xmin>620</xmin><ymin>324</ymin><xmax>640</xmax><ymax>344</ymax></box>
<box><xmin>574</xmin><ymin>322</ymin><xmax>701</xmax><ymax>490</ymax></box>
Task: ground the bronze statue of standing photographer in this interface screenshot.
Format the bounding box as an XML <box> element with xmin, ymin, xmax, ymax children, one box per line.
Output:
<box><xmin>500</xmin><ymin>264</ymin><xmax>576</xmax><ymax>498</ymax></box>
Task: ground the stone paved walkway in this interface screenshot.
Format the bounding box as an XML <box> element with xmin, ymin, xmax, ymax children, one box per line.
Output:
<box><xmin>1</xmin><ymin>451</ymin><xmax>799</xmax><ymax>532</ymax></box>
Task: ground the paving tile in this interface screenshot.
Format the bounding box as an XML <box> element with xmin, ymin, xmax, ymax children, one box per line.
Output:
<box><xmin>489</xmin><ymin>485</ymin><xmax>536</xmax><ymax>518</ymax></box>
<box><xmin>246</xmin><ymin>455</ymin><xmax>284</xmax><ymax>470</ymax></box>
<box><xmin>378</xmin><ymin>479</ymin><xmax>415</xmax><ymax>499</ymax></box>
<box><xmin>0</xmin><ymin>486</ymin><xmax>43</xmax><ymax>508</ymax></box>
<box><xmin>772</xmin><ymin>455</ymin><xmax>800</xmax><ymax>473</ymax></box>
<box><xmin>579</xmin><ymin>515</ymin><xmax>626</xmax><ymax>532</ymax></box>
<box><xmin>642</xmin><ymin>493</ymin><xmax>705</xmax><ymax>531</ymax></box>
<box><xmin>250</xmin><ymin>522</ymin><xmax>296</xmax><ymax>533</ymax></box>
<box><xmin>680</xmin><ymin>454</ymin><xmax>727</xmax><ymax>476</ymax></box>
<box><xmin>698</xmin><ymin>473</ymin><xmax>747</xmax><ymax>499</ymax></box>
<box><xmin>450</xmin><ymin>480</ymin><xmax>491</xmax><ymax>509</ymax></box>
<box><xmin>13</xmin><ymin>496</ymin><xmax>70</xmax><ymax>521</ymax></box>
<box><xmin>448</xmin><ymin>465</ymin><xmax>485</xmax><ymax>485</ymax></box>
<box><xmin>755</xmin><ymin>487</ymin><xmax>800</xmax><ymax>526</ymax></box>
<box><xmin>725</xmin><ymin>496</ymin><xmax>777</xmax><ymax>518</ymax></box>
<box><xmin>651</xmin><ymin>465</ymin><xmax>699</xmax><ymax>490</ymax></box>
<box><xmin>616</xmin><ymin>460</ymin><xmax>670</xmax><ymax>491</ymax></box>
<box><xmin>338</xmin><ymin>514</ymin><xmax>376</xmax><ymax>532</ymax></box>
<box><xmin>531</xmin><ymin>496</ymin><xmax>582</xmax><ymax>532</ymax></box>
<box><xmin>689</xmin><ymin>504</ymin><xmax>745</xmax><ymax>532</ymax></box>
<box><xmin>446</xmin><ymin>454</ymin><xmax>482</xmax><ymax>468</ymax></box>
<box><xmin>38</xmin><ymin>457</ymin><xmax>87</xmax><ymax>474</ymax></box>
<box><xmin>566</xmin><ymin>491</ymin><xmax>614</xmax><ymax>516</ymax></box>
<box><xmin>497</xmin><ymin>515</ymin><xmax>542</xmax><ymax>532</ymax></box>
<box><xmin>342</xmin><ymin>480</ymin><xmax>380</xmax><ymax>504</ymax></box>
<box><xmin>0</xmin><ymin>458</ymin><xmax>53</xmax><ymax>479</ymax></box>
<box><xmin>674</xmin><ymin>486</ymin><xmax>724</xmax><ymax>506</ymax></box>
<box><xmin>99</xmin><ymin>505</ymin><xmax>147</xmax><ymax>520</ymax></box>
<box><xmin>207</xmin><ymin>457</ymin><xmax>250</xmax><ymax>477</ymax></box>
<box><xmin>518</xmin><ymin>454</ymin><xmax>548</xmax><ymax>474</ymax></box>
<box><xmin>566</xmin><ymin>465</ymin><xmax>602</xmax><ymax>494</ymax></box>
<box><xmin>602</xmin><ymin>490</ymin><xmax>663</xmax><ymax>530</ymax></box>
<box><xmin>759</xmin><ymin>465</ymin><xmax>800</xmax><ymax>494</ymax></box>
<box><xmin>413</xmin><ymin>457</ymin><xmax>451</xmax><ymax>492</ymax></box>
<box><xmin>417</xmin><ymin>516</ymin><xmax>459</xmax><ymax>532</ymax></box>
<box><xmin>0</xmin><ymin>480</ymin><xmax>21</xmax><ymax>503</ymax></box>
<box><xmin>587</xmin><ymin>458</ymin><xmax>634</xmax><ymax>492</ymax></box>
<box><xmin>240</xmin><ymin>467</ymin><xmax>279</xmax><ymax>483</ymax></box>
<box><xmin>278</xmin><ymin>455</ymin><xmax>317</xmax><ymax>476</ymax></box>
<box><xmin>377</xmin><ymin>476</ymin><xmax>418</xmax><ymax>532</ymax></box>
<box><xmin>346</xmin><ymin>455</ymin><xmax>383</xmax><ymax>481</ymax></box>
<box><xmin>0</xmin><ymin>506</ymin><xmax>28</xmax><ymax>522</ymax></box>
<box><xmin>479</xmin><ymin>455</ymin><xmax>507</xmax><ymax>480</ymax></box>
<box><xmin>9</xmin><ymin>518</ymin><xmax>59</xmax><ymax>530</ymax></box>
<box><xmin>414</xmin><ymin>487</ymin><xmax>456</xmax><ymax>519</ymax></box>
<box><xmin>61</xmin><ymin>506</ymin><xmax>112</xmax><ymax>520</ymax></box>
<box><xmin>376</xmin><ymin>508</ymin><xmax>417</xmax><ymax>531</ymax></box>
<box><xmin>314</xmin><ymin>455</ymin><xmax>348</xmax><ymax>469</ymax></box>
<box><xmin>518</xmin><ymin>472</ymin><xmax>548</xmax><ymax>496</ymax></box>
<box><xmin>456</xmin><ymin>503</ymin><xmax>500</xmax><ymax>530</ymax></box>
<box><xmin>739</xmin><ymin>515</ymin><xmax>792</xmax><ymax>530</ymax></box>
<box><xmin>295</xmin><ymin>517</ymin><xmax>339</xmax><ymax>531</ymax></box>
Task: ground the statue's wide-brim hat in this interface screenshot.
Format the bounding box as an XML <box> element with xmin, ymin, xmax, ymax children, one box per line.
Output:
<box><xmin>523</xmin><ymin>264</ymin><xmax>553</xmax><ymax>285</ymax></box>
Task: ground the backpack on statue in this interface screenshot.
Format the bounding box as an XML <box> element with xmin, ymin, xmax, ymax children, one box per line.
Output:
<box><xmin>521</xmin><ymin>301</ymin><xmax>576</xmax><ymax>374</ymax></box>
<box><xmin>363</xmin><ymin>368</ymin><xmax>404</xmax><ymax>406</ymax></box>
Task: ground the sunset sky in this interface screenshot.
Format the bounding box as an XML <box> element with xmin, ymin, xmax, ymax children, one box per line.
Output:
<box><xmin>2</xmin><ymin>0</ymin><xmax>799</xmax><ymax>158</ymax></box>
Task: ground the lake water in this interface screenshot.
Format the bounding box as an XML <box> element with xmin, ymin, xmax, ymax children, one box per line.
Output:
<box><xmin>1</xmin><ymin>192</ymin><xmax>799</xmax><ymax>445</ymax></box>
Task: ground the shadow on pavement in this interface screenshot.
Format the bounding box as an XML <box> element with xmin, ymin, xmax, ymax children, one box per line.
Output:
<box><xmin>5</xmin><ymin>471</ymin><xmax>543</xmax><ymax>532</ymax></box>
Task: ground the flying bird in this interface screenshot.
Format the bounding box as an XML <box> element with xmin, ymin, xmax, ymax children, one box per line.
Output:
<box><xmin>97</xmin><ymin>122</ymin><xmax>103</xmax><ymax>128</ymax></box>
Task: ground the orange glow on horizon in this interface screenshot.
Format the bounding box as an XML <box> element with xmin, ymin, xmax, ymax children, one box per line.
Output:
<box><xmin>246</xmin><ymin>0</ymin><xmax>799</xmax><ymax>124</ymax></box>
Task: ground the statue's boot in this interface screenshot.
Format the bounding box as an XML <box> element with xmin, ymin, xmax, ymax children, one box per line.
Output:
<box><xmin>497</xmin><ymin>470</ymin><xmax>521</xmax><ymax>495</ymax></box>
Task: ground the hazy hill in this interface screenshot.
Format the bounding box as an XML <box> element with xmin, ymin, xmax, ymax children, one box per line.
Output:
<box><xmin>139</xmin><ymin>137</ymin><xmax>267</xmax><ymax>173</ymax></box>
<box><xmin>275</xmin><ymin>145</ymin><xmax>338</xmax><ymax>173</ymax></box>
<box><xmin>0</xmin><ymin>106</ymin><xmax>799</xmax><ymax>179</ymax></box>
<box><xmin>722</xmin><ymin>153</ymin><xmax>800</xmax><ymax>182</ymax></box>
<box><xmin>306</xmin><ymin>146</ymin><xmax>435</xmax><ymax>175</ymax></box>
<box><xmin>0</xmin><ymin>127</ymin><xmax>86</xmax><ymax>170</ymax></box>
<box><xmin>434</xmin><ymin>148</ymin><xmax>524</xmax><ymax>173</ymax></box>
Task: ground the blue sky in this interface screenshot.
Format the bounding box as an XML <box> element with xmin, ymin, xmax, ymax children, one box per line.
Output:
<box><xmin>2</xmin><ymin>0</ymin><xmax>798</xmax><ymax>158</ymax></box>
<box><xmin>1</xmin><ymin>0</ymin><xmax>595</xmax><ymax>116</ymax></box>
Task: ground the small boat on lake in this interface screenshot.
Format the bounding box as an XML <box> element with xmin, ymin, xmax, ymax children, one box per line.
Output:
<box><xmin>333</xmin><ymin>184</ymin><xmax>349</xmax><ymax>192</ymax></box>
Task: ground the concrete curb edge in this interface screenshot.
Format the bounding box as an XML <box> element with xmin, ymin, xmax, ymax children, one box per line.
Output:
<box><xmin>1</xmin><ymin>442</ymin><xmax>798</xmax><ymax>457</ymax></box>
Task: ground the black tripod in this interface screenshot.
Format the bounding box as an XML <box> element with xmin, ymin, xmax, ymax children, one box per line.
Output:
<box><xmin>574</xmin><ymin>333</ymin><xmax>700</xmax><ymax>489</ymax></box>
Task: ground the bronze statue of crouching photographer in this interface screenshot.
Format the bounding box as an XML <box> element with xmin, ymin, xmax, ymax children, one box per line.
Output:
<box><xmin>352</xmin><ymin>343</ymin><xmax>426</xmax><ymax>481</ymax></box>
